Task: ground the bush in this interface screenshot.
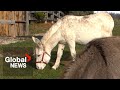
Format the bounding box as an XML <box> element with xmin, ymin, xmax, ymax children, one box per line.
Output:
<box><xmin>33</xmin><ymin>12</ymin><xmax>45</xmax><ymax>22</ymax></box>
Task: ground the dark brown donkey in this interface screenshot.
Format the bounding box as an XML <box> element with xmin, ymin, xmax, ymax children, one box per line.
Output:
<box><xmin>63</xmin><ymin>36</ymin><xmax>120</xmax><ymax>79</ymax></box>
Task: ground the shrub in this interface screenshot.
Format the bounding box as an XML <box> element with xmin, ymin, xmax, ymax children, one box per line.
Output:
<box><xmin>33</xmin><ymin>12</ymin><xmax>45</xmax><ymax>22</ymax></box>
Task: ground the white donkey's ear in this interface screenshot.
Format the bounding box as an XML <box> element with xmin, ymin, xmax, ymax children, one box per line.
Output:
<box><xmin>32</xmin><ymin>36</ymin><xmax>41</xmax><ymax>45</ymax></box>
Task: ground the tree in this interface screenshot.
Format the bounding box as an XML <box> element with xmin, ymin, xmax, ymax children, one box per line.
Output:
<box><xmin>33</xmin><ymin>12</ymin><xmax>45</xmax><ymax>22</ymax></box>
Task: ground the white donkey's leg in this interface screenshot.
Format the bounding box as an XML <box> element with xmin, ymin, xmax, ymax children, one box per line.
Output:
<box><xmin>52</xmin><ymin>43</ymin><xmax>65</xmax><ymax>70</ymax></box>
<box><xmin>68</xmin><ymin>40</ymin><xmax>76</xmax><ymax>61</ymax></box>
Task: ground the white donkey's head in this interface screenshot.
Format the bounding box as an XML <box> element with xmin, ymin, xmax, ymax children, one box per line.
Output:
<box><xmin>32</xmin><ymin>37</ymin><xmax>51</xmax><ymax>70</ymax></box>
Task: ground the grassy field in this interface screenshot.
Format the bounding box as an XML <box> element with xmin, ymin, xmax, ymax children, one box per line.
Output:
<box><xmin>0</xmin><ymin>19</ymin><xmax>120</xmax><ymax>79</ymax></box>
<box><xmin>29</xmin><ymin>22</ymin><xmax>53</xmax><ymax>35</ymax></box>
<box><xmin>0</xmin><ymin>39</ymin><xmax>85</xmax><ymax>79</ymax></box>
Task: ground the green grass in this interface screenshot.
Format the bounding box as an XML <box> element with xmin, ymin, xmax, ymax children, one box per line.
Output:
<box><xmin>113</xmin><ymin>19</ymin><xmax>120</xmax><ymax>36</ymax></box>
<box><xmin>0</xmin><ymin>39</ymin><xmax>84</xmax><ymax>79</ymax></box>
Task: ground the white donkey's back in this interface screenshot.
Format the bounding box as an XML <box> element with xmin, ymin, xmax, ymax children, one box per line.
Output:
<box><xmin>59</xmin><ymin>12</ymin><xmax>114</xmax><ymax>44</ymax></box>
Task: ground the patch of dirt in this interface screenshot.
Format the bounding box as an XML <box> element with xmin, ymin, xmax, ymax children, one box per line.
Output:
<box><xmin>29</xmin><ymin>22</ymin><xmax>53</xmax><ymax>34</ymax></box>
<box><xmin>0</xmin><ymin>37</ymin><xmax>26</xmax><ymax>57</ymax></box>
<box><xmin>0</xmin><ymin>37</ymin><xmax>25</xmax><ymax>45</ymax></box>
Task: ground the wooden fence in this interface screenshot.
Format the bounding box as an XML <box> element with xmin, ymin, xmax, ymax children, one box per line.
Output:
<box><xmin>29</xmin><ymin>11</ymin><xmax>65</xmax><ymax>22</ymax></box>
<box><xmin>0</xmin><ymin>11</ymin><xmax>29</xmax><ymax>37</ymax></box>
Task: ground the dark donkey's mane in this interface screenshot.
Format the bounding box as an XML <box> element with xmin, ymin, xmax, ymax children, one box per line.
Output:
<box><xmin>63</xmin><ymin>36</ymin><xmax>120</xmax><ymax>79</ymax></box>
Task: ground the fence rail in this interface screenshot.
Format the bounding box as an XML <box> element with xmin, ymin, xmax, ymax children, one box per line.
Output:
<box><xmin>29</xmin><ymin>11</ymin><xmax>65</xmax><ymax>21</ymax></box>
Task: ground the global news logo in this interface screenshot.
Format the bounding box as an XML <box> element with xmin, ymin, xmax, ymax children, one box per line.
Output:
<box><xmin>4</xmin><ymin>53</ymin><xmax>31</xmax><ymax>68</ymax></box>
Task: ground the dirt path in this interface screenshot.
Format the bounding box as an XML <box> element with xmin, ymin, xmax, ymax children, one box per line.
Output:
<box><xmin>0</xmin><ymin>37</ymin><xmax>26</xmax><ymax>45</ymax></box>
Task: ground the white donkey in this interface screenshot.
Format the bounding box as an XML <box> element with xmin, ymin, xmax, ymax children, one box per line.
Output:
<box><xmin>32</xmin><ymin>12</ymin><xmax>114</xmax><ymax>70</ymax></box>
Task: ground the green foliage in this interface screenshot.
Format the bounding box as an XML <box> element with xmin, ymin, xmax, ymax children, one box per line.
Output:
<box><xmin>113</xmin><ymin>19</ymin><xmax>120</xmax><ymax>36</ymax></box>
<box><xmin>33</xmin><ymin>12</ymin><xmax>45</xmax><ymax>21</ymax></box>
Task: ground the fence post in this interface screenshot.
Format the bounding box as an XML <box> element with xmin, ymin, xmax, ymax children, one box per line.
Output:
<box><xmin>45</xmin><ymin>11</ymin><xmax>48</xmax><ymax>24</ymax></box>
<box><xmin>26</xmin><ymin>11</ymin><xmax>29</xmax><ymax>36</ymax></box>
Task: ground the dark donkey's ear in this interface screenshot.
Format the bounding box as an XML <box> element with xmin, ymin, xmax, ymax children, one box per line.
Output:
<box><xmin>32</xmin><ymin>36</ymin><xmax>42</xmax><ymax>45</ymax></box>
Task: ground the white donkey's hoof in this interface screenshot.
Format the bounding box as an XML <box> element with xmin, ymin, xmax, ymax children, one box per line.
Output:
<box><xmin>52</xmin><ymin>66</ymin><xmax>57</xmax><ymax>70</ymax></box>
